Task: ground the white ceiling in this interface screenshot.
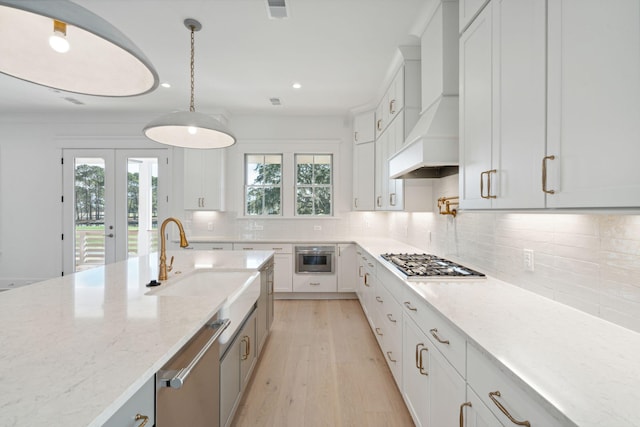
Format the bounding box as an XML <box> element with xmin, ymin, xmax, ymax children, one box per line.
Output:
<box><xmin>0</xmin><ymin>0</ymin><xmax>428</xmax><ymax>116</ymax></box>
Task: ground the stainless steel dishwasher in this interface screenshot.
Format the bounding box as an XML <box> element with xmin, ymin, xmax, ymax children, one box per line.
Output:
<box><xmin>156</xmin><ymin>315</ymin><xmax>230</xmax><ymax>427</ymax></box>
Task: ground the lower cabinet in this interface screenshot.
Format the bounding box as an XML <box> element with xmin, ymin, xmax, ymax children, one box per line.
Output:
<box><xmin>461</xmin><ymin>385</ymin><xmax>505</xmax><ymax>427</ymax></box>
<box><xmin>220</xmin><ymin>309</ymin><xmax>257</xmax><ymax>427</ymax></box>
<box><xmin>232</xmin><ymin>243</ymin><xmax>293</xmax><ymax>293</ymax></box>
<box><xmin>103</xmin><ymin>376</ymin><xmax>155</xmax><ymax>427</ymax></box>
<box><xmin>337</xmin><ymin>243</ymin><xmax>357</xmax><ymax>292</ymax></box>
<box><xmin>256</xmin><ymin>260</ymin><xmax>274</xmax><ymax>353</ymax></box>
<box><xmin>402</xmin><ymin>314</ymin><xmax>465</xmax><ymax>427</ymax></box>
<box><xmin>292</xmin><ymin>273</ymin><xmax>337</xmax><ymax>292</ymax></box>
<box><xmin>373</xmin><ymin>281</ymin><xmax>403</xmax><ymax>387</ymax></box>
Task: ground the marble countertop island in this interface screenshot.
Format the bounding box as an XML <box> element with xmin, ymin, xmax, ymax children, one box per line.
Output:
<box><xmin>0</xmin><ymin>250</ymin><xmax>273</xmax><ymax>427</ymax></box>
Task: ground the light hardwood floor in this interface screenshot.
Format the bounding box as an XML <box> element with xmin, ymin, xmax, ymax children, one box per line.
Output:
<box><xmin>231</xmin><ymin>299</ymin><xmax>415</xmax><ymax>427</ymax></box>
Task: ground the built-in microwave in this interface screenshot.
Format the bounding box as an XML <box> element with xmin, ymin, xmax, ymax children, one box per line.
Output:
<box><xmin>294</xmin><ymin>245</ymin><xmax>335</xmax><ymax>274</ymax></box>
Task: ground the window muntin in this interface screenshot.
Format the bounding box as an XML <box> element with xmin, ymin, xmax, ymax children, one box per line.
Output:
<box><xmin>245</xmin><ymin>154</ymin><xmax>282</xmax><ymax>216</ymax></box>
<box><xmin>295</xmin><ymin>154</ymin><xmax>332</xmax><ymax>216</ymax></box>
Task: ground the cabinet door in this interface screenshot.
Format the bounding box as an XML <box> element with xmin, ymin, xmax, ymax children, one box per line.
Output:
<box><xmin>547</xmin><ymin>0</ymin><xmax>640</xmax><ymax>208</ymax></box>
<box><xmin>184</xmin><ymin>148</ymin><xmax>224</xmax><ymax>210</ymax></box>
<box><xmin>388</xmin><ymin>66</ymin><xmax>405</xmax><ymax>123</ymax></box>
<box><xmin>220</xmin><ymin>335</ymin><xmax>241</xmax><ymax>427</ymax></box>
<box><xmin>353</xmin><ymin>141</ymin><xmax>375</xmax><ymax>211</ymax></box>
<box><xmin>337</xmin><ymin>243</ymin><xmax>357</xmax><ymax>292</ymax></box>
<box><xmin>353</xmin><ymin>110</ymin><xmax>375</xmax><ymax>144</ymax></box>
<box><xmin>387</xmin><ymin>114</ymin><xmax>404</xmax><ymax>211</ymax></box>
<box><xmin>402</xmin><ymin>315</ymin><xmax>429</xmax><ymax>427</ymax></box>
<box><xmin>374</xmin><ymin>132</ymin><xmax>388</xmax><ymax>210</ymax></box>
<box><xmin>273</xmin><ymin>253</ymin><xmax>293</xmax><ymax>292</ymax></box>
<box><xmin>459</xmin><ymin>4</ymin><xmax>493</xmax><ymax>209</ymax></box>
<box><xmin>428</xmin><ymin>341</ymin><xmax>467</xmax><ymax>426</ymax></box>
<box><xmin>240</xmin><ymin>312</ymin><xmax>257</xmax><ymax>390</ymax></box>
<box><xmin>491</xmin><ymin>0</ymin><xmax>546</xmax><ymax>209</ymax></box>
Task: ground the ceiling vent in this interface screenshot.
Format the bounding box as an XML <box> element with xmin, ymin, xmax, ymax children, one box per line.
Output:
<box><xmin>269</xmin><ymin>97</ymin><xmax>282</xmax><ymax>106</ymax></box>
<box><xmin>266</xmin><ymin>0</ymin><xmax>288</xmax><ymax>19</ymax></box>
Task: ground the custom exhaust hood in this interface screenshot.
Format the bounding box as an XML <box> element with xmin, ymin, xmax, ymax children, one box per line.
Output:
<box><xmin>389</xmin><ymin>0</ymin><xmax>459</xmax><ymax>179</ymax></box>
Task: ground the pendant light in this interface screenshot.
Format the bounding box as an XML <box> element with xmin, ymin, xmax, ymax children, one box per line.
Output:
<box><xmin>143</xmin><ymin>19</ymin><xmax>236</xmax><ymax>149</ymax></box>
<box><xmin>0</xmin><ymin>0</ymin><xmax>158</xmax><ymax>96</ymax></box>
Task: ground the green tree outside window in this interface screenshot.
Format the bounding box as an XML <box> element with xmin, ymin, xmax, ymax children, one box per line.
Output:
<box><xmin>245</xmin><ymin>154</ymin><xmax>282</xmax><ymax>215</ymax></box>
<box><xmin>296</xmin><ymin>154</ymin><xmax>332</xmax><ymax>216</ymax></box>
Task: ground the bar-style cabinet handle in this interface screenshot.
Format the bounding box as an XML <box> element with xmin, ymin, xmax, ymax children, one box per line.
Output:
<box><xmin>542</xmin><ymin>155</ymin><xmax>556</xmax><ymax>194</ymax></box>
<box><xmin>488</xmin><ymin>391</ymin><xmax>531</xmax><ymax>426</ymax></box>
<box><xmin>135</xmin><ymin>414</ymin><xmax>149</xmax><ymax>427</ymax></box>
<box><xmin>419</xmin><ymin>347</ymin><xmax>429</xmax><ymax>376</ymax></box>
<box><xmin>386</xmin><ymin>351</ymin><xmax>397</xmax><ymax>363</ymax></box>
<box><xmin>459</xmin><ymin>402</ymin><xmax>472</xmax><ymax>427</ymax></box>
<box><xmin>430</xmin><ymin>328</ymin><xmax>450</xmax><ymax>345</ymax></box>
<box><xmin>404</xmin><ymin>301</ymin><xmax>417</xmax><ymax>311</ymax></box>
<box><xmin>415</xmin><ymin>343</ymin><xmax>424</xmax><ymax>369</ymax></box>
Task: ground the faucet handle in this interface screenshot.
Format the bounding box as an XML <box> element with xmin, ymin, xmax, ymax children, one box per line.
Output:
<box><xmin>167</xmin><ymin>255</ymin><xmax>175</xmax><ymax>272</ymax></box>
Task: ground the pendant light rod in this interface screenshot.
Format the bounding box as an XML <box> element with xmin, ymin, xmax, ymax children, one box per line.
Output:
<box><xmin>184</xmin><ymin>19</ymin><xmax>201</xmax><ymax>113</ymax></box>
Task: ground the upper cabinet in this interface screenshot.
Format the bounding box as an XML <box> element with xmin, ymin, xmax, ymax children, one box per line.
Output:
<box><xmin>184</xmin><ymin>148</ymin><xmax>225</xmax><ymax>210</ymax></box>
<box><xmin>460</xmin><ymin>0</ymin><xmax>639</xmax><ymax>210</ymax></box>
<box><xmin>353</xmin><ymin>110</ymin><xmax>375</xmax><ymax>145</ymax></box>
<box><xmin>546</xmin><ymin>0</ymin><xmax>640</xmax><ymax>208</ymax></box>
<box><xmin>460</xmin><ymin>0</ymin><xmax>546</xmax><ymax>209</ymax></box>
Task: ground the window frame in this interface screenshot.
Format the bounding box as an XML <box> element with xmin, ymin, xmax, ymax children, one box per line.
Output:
<box><xmin>294</xmin><ymin>153</ymin><xmax>334</xmax><ymax>217</ymax></box>
<box><xmin>243</xmin><ymin>153</ymin><xmax>283</xmax><ymax>217</ymax></box>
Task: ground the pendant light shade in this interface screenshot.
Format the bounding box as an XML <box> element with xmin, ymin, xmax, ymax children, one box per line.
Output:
<box><xmin>143</xmin><ymin>111</ymin><xmax>236</xmax><ymax>149</ymax></box>
<box><xmin>0</xmin><ymin>0</ymin><xmax>158</xmax><ymax>96</ymax></box>
<box><xmin>143</xmin><ymin>18</ymin><xmax>236</xmax><ymax>149</ymax></box>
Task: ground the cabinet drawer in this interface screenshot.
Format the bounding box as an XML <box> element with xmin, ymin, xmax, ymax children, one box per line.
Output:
<box><xmin>467</xmin><ymin>345</ymin><xmax>567</xmax><ymax>426</ymax></box>
<box><xmin>360</xmin><ymin>252</ymin><xmax>378</xmax><ymax>277</ymax></box>
<box><xmin>292</xmin><ymin>274</ymin><xmax>337</xmax><ymax>292</ymax></box>
<box><xmin>103</xmin><ymin>376</ymin><xmax>154</xmax><ymax>427</ymax></box>
<box><xmin>402</xmin><ymin>287</ymin><xmax>466</xmax><ymax>377</ymax></box>
<box><xmin>377</xmin><ymin>263</ymin><xmax>404</xmax><ymax>303</ymax></box>
<box><xmin>233</xmin><ymin>243</ymin><xmax>292</xmax><ymax>253</ymax></box>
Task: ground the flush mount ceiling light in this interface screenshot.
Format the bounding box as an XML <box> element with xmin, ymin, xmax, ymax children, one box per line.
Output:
<box><xmin>0</xmin><ymin>0</ymin><xmax>158</xmax><ymax>96</ymax></box>
<box><xmin>143</xmin><ymin>19</ymin><xmax>236</xmax><ymax>149</ymax></box>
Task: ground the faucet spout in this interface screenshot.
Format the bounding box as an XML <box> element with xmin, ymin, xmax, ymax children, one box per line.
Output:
<box><xmin>159</xmin><ymin>217</ymin><xmax>189</xmax><ymax>281</ymax></box>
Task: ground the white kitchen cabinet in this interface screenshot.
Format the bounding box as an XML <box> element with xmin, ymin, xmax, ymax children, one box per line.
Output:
<box><xmin>103</xmin><ymin>376</ymin><xmax>154</xmax><ymax>427</ymax></box>
<box><xmin>337</xmin><ymin>243</ymin><xmax>357</xmax><ymax>292</ymax></box>
<box><xmin>184</xmin><ymin>148</ymin><xmax>225</xmax><ymax>210</ymax></box>
<box><xmin>256</xmin><ymin>259</ymin><xmax>274</xmax><ymax>353</ymax></box>
<box><xmin>375</xmin><ymin>113</ymin><xmax>406</xmax><ymax>211</ymax></box>
<box><xmin>360</xmin><ymin>251</ymin><xmax>378</xmax><ymax>330</ymax></box>
<box><xmin>546</xmin><ymin>0</ymin><xmax>640</xmax><ymax>208</ymax></box>
<box><xmin>459</xmin><ymin>0</ymin><xmax>490</xmax><ymax>33</ymax></box>
<box><xmin>467</xmin><ymin>344</ymin><xmax>568</xmax><ymax>426</ymax></box>
<box><xmin>292</xmin><ymin>273</ymin><xmax>337</xmax><ymax>293</ymax></box>
<box><xmin>353</xmin><ymin>110</ymin><xmax>375</xmax><ymax>144</ymax></box>
<box><xmin>220</xmin><ymin>309</ymin><xmax>257</xmax><ymax>427</ymax></box>
<box><xmin>353</xmin><ymin>140</ymin><xmax>375</xmax><ymax>211</ymax></box>
<box><xmin>187</xmin><ymin>242</ymin><xmax>233</xmax><ymax>250</ymax></box>
<box><xmin>460</xmin><ymin>0</ymin><xmax>547</xmax><ymax>209</ymax></box>
<box><xmin>461</xmin><ymin>385</ymin><xmax>503</xmax><ymax>427</ymax></box>
<box><xmin>374</xmin><ymin>281</ymin><xmax>403</xmax><ymax>387</ymax></box>
<box><xmin>402</xmin><ymin>313</ymin><xmax>466</xmax><ymax>427</ymax></box>
<box><xmin>232</xmin><ymin>243</ymin><xmax>293</xmax><ymax>293</ymax></box>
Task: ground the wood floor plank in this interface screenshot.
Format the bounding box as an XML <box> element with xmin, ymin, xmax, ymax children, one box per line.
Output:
<box><xmin>231</xmin><ymin>300</ymin><xmax>415</xmax><ymax>427</ymax></box>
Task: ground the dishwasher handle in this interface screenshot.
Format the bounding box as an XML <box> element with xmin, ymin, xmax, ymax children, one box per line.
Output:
<box><xmin>159</xmin><ymin>318</ymin><xmax>230</xmax><ymax>389</ymax></box>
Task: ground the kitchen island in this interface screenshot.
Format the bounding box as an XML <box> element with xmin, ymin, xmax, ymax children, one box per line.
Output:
<box><xmin>0</xmin><ymin>250</ymin><xmax>273</xmax><ymax>427</ymax></box>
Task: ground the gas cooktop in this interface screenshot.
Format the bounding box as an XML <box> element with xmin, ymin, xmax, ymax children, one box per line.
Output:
<box><xmin>380</xmin><ymin>253</ymin><xmax>486</xmax><ymax>280</ymax></box>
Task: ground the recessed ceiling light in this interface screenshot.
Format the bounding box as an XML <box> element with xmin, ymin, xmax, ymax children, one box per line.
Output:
<box><xmin>292</xmin><ymin>82</ymin><xmax>301</xmax><ymax>89</ymax></box>
<box><xmin>161</xmin><ymin>82</ymin><xmax>171</xmax><ymax>88</ymax></box>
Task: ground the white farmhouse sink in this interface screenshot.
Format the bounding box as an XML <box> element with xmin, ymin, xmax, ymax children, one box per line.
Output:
<box><xmin>147</xmin><ymin>270</ymin><xmax>261</xmax><ymax>344</ymax></box>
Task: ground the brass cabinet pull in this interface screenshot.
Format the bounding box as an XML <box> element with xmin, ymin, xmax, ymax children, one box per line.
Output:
<box><xmin>376</xmin><ymin>296</ymin><xmax>383</xmax><ymax>303</ymax></box>
<box><xmin>542</xmin><ymin>155</ymin><xmax>556</xmax><ymax>194</ymax></box>
<box><xmin>488</xmin><ymin>391</ymin><xmax>531</xmax><ymax>426</ymax></box>
<box><xmin>310</xmin><ymin>282</ymin><xmax>321</xmax><ymax>286</ymax></box>
<box><xmin>364</xmin><ymin>273</ymin><xmax>370</xmax><ymax>287</ymax></box>
<box><xmin>354</xmin><ymin>131</ymin><xmax>359</xmax><ymax>142</ymax></box>
<box><xmin>354</xmin><ymin>198</ymin><xmax>358</xmax><ymax>208</ymax></box>
<box><xmin>459</xmin><ymin>402</ymin><xmax>472</xmax><ymax>427</ymax></box>
<box><xmin>376</xmin><ymin>196</ymin><xmax>382</xmax><ymax>207</ymax></box>
<box><xmin>487</xmin><ymin>169</ymin><xmax>497</xmax><ymax>199</ymax></box>
<box><xmin>358</xmin><ymin>265</ymin><xmax>363</xmax><ymax>278</ymax></box>
<box><xmin>415</xmin><ymin>343</ymin><xmax>424</xmax><ymax>369</ymax></box>
<box><xmin>480</xmin><ymin>171</ymin><xmax>488</xmax><ymax>199</ymax></box>
<box><xmin>368</xmin><ymin>263</ymin><xmax>374</xmax><ymax>268</ymax></box>
<box><xmin>135</xmin><ymin>414</ymin><xmax>149</xmax><ymax>427</ymax></box>
<box><xmin>389</xmin><ymin>193</ymin><xmax>396</xmax><ymax>206</ymax></box>
<box><xmin>377</xmin><ymin>119</ymin><xmax>383</xmax><ymax>131</ymax></box>
<box><xmin>480</xmin><ymin>170</ymin><xmax>497</xmax><ymax>199</ymax></box>
<box><xmin>430</xmin><ymin>328</ymin><xmax>450</xmax><ymax>345</ymax></box>
<box><xmin>404</xmin><ymin>301</ymin><xmax>417</xmax><ymax>311</ymax></box>
<box><xmin>386</xmin><ymin>351</ymin><xmax>397</xmax><ymax>363</ymax></box>
<box><xmin>389</xmin><ymin>99</ymin><xmax>396</xmax><ymax>114</ymax></box>
<box><xmin>240</xmin><ymin>336</ymin><xmax>249</xmax><ymax>360</ymax></box>
<box><xmin>386</xmin><ymin>313</ymin><xmax>397</xmax><ymax>323</ymax></box>
<box><xmin>247</xmin><ymin>336</ymin><xmax>251</xmax><ymax>359</ymax></box>
<box><xmin>375</xmin><ymin>327</ymin><xmax>383</xmax><ymax>336</ymax></box>
<box><xmin>419</xmin><ymin>347</ymin><xmax>429</xmax><ymax>375</ymax></box>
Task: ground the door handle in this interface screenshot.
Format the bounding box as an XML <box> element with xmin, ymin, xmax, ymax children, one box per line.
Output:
<box><xmin>105</xmin><ymin>233</ymin><xmax>114</xmax><ymax>238</ymax></box>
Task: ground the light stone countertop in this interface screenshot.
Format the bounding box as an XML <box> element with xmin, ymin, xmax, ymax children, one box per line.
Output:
<box><xmin>0</xmin><ymin>250</ymin><xmax>273</xmax><ymax>427</ymax></box>
<box><xmin>356</xmin><ymin>237</ymin><xmax>640</xmax><ymax>427</ymax></box>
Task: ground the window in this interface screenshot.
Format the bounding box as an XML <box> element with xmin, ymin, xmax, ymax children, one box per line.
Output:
<box><xmin>295</xmin><ymin>154</ymin><xmax>332</xmax><ymax>216</ymax></box>
<box><xmin>245</xmin><ymin>154</ymin><xmax>282</xmax><ymax>216</ymax></box>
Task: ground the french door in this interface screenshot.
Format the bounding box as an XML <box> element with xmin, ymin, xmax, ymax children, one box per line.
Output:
<box><xmin>62</xmin><ymin>149</ymin><xmax>168</xmax><ymax>274</ymax></box>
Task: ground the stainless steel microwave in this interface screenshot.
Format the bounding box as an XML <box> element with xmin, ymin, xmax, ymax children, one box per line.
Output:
<box><xmin>294</xmin><ymin>245</ymin><xmax>335</xmax><ymax>274</ymax></box>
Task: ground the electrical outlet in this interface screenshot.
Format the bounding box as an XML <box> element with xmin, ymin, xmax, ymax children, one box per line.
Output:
<box><xmin>314</xmin><ymin>225</ymin><xmax>322</xmax><ymax>231</ymax></box>
<box><xmin>523</xmin><ymin>249</ymin><xmax>535</xmax><ymax>272</ymax></box>
<box><xmin>207</xmin><ymin>222</ymin><xmax>214</xmax><ymax>231</ymax></box>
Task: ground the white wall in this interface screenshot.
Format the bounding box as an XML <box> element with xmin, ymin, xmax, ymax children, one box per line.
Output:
<box><xmin>0</xmin><ymin>112</ymin><xmax>170</xmax><ymax>284</ymax></box>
